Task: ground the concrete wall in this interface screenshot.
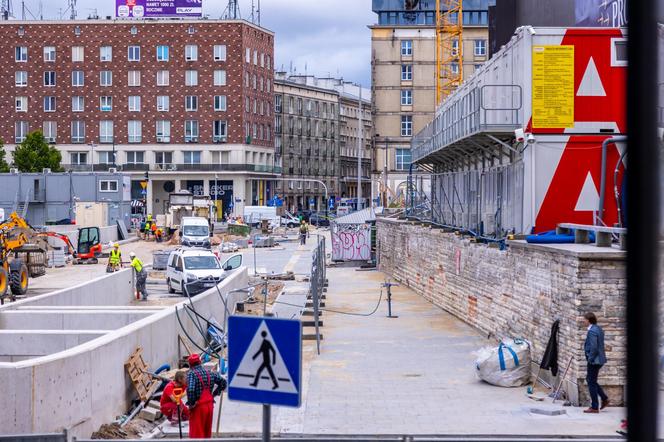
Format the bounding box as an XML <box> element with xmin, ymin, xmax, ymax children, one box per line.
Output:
<box><xmin>0</xmin><ymin>268</ymin><xmax>135</xmax><ymax>310</ymax></box>
<box><xmin>0</xmin><ymin>310</ymin><xmax>159</xmax><ymax>330</ymax></box>
<box><xmin>0</xmin><ymin>330</ymin><xmax>108</xmax><ymax>360</ymax></box>
<box><xmin>0</xmin><ymin>267</ymin><xmax>249</xmax><ymax>437</ymax></box>
<box><xmin>377</xmin><ymin>218</ymin><xmax>627</xmax><ymax>406</ymax></box>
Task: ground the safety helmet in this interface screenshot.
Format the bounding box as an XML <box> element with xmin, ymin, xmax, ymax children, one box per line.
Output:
<box><xmin>129</xmin><ymin>252</ymin><xmax>136</xmax><ymax>258</ymax></box>
<box><xmin>114</xmin><ymin>243</ymin><xmax>120</xmax><ymax>248</ymax></box>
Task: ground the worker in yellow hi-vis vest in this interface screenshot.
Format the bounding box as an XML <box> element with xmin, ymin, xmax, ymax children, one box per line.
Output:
<box><xmin>129</xmin><ymin>252</ymin><xmax>148</xmax><ymax>301</ymax></box>
<box><xmin>107</xmin><ymin>243</ymin><xmax>122</xmax><ymax>273</ymax></box>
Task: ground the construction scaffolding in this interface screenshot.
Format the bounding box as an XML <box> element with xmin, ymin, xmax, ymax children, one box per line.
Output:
<box><xmin>436</xmin><ymin>0</ymin><xmax>463</xmax><ymax>105</ymax></box>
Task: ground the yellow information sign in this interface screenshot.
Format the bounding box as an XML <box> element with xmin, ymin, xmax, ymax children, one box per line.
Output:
<box><xmin>532</xmin><ymin>45</ymin><xmax>575</xmax><ymax>129</ymax></box>
<box><xmin>140</xmin><ymin>181</ymin><xmax>148</xmax><ymax>190</ymax></box>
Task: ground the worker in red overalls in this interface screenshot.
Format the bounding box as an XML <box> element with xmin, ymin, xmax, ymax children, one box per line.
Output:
<box><xmin>186</xmin><ymin>353</ymin><xmax>227</xmax><ymax>438</ymax></box>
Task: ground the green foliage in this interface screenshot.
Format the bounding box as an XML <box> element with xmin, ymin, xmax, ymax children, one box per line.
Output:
<box><xmin>0</xmin><ymin>140</ymin><xmax>9</xmax><ymax>173</ymax></box>
<box><xmin>12</xmin><ymin>131</ymin><xmax>62</xmax><ymax>173</ymax></box>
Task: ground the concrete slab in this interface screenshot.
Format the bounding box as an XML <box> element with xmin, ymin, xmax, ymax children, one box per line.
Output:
<box><xmin>0</xmin><ymin>310</ymin><xmax>160</xmax><ymax>330</ymax></box>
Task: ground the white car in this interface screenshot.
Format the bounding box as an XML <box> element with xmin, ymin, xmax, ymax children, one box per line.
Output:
<box><xmin>166</xmin><ymin>248</ymin><xmax>242</xmax><ymax>296</ymax></box>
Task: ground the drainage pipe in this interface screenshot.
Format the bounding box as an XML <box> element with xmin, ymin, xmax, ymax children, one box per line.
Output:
<box><xmin>614</xmin><ymin>150</ymin><xmax>628</xmax><ymax>227</ymax></box>
<box><xmin>599</xmin><ymin>136</ymin><xmax>627</xmax><ymax>224</ymax></box>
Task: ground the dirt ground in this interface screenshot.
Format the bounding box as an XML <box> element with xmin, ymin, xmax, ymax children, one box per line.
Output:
<box><xmin>90</xmin><ymin>418</ymin><xmax>155</xmax><ymax>439</ymax></box>
<box><xmin>239</xmin><ymin>276</ymin><xmax>285</xmax><ymax>316</ymax></box>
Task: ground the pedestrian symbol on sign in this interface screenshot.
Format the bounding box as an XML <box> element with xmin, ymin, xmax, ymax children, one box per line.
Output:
<box><xmin>229</xmin><ymin>319</ymin><xmax>298</xmax><ymax>396</ymax></box>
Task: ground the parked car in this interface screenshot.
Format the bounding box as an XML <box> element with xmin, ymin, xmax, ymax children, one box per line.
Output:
<box><xmin>309</xmin><ymin>212</ymin><xmax>331</xmax><ymax>227</ymax></box>
<box><xmin>295</xmin><ymin>210</ymin><xmax>313</xmax><ymax>222</ymax></box>
<box><xmin>166</xmin><ymin>248</ymin><xmax>243</xmax><ymax>296</ymax></box>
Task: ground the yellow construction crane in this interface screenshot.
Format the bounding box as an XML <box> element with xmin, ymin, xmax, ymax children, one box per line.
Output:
<box><xmin>436</xmin><ymin>0</ymin><xmax>463</xmax><ymax>105</ymax></box>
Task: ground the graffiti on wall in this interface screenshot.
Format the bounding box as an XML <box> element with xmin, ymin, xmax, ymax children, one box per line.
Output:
<box><xmin>331</xmin><ymin>224</ymin><xmax>371</xmax><ymax>261</ymax></box>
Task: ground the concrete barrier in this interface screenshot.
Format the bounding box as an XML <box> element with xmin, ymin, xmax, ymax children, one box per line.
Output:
<box><xmin>0</xmin><ymin>267</ymin><xmax>250</xmax><ymax>438</ymax></box>
<box><xmin>0</xmin><ymin>330</ymin><xmax>109</xmax><ymax>361</ymax></box>
<box><xmin>0</xmin><ymin>310</ymin><xmax>161</xmax><ymax>331</ymax></box>
<box><xmin>0</xmin><ymin>268</ymin><xmax>134</xmax><ymax>311</ymax></box>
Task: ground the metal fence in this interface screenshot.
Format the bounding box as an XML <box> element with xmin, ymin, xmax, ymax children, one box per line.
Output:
<box><xmin>0</xmin><ymin>433</ymin><xmax>67</xmax><ymax>442</ymax></box>
<box><xmin>310</xmin><ymin>234</ymin><xmax>326</xmax><ymax>355</ymax></box>
<box><xmin>407</xmin><ymin>161</ymin><xmax>524</xmax><ymax>238</ymax></box>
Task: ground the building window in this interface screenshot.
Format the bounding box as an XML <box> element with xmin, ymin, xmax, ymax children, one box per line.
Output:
<box><xmin>474</xmin><ymin>39</ymin><xmax>486</xmax><ymax>56</ymax></box>
<box><xmin>99</xmin><ymin>120</ymin><xmax>114</xmax><ymax>143</ymax></box>
<box><xmin>155</xmin><ymin>151</ymin><xmax>173</xmax><ymax>165</ymax></box>
<box><xmin>128</xmin><ymin>45</ymin><xmax>140</xmax><ymax>62</ymax></box>
<box><xmin>70</xmin><ymin>152</ymin><xmax>87</xmax><ymax>165</ymax></box>
<box><xmin>15</xmin><ymin>96</ymin><xmax>27</xmax><ymax>112</ymax></box>
<box><xmin>43</xmin><ymin>121</ymin><xmax>57</xmax><ymax>143</ymax></box>
<box><xmin>275</xmin><ymin>95</ymin><xmax>282</xmax><ymax>113</ymax></box>
<box><xmin>185</xmin><ymin>120</ymin><xmax>199</xmax><ymax>143</ymax></box>
<box><xmin>43</xmin><ymin>96</ymin><xmax>56</xmax><ymax>112</ymax></box>
<box><xmin>128</xmin><ymin>96</ymin><xmax>141</xmax><ymax>112</ymax></box>
<box><xmin>100</xmin><ymin>96</ymin><xmax>112</xmax><ymax>112</ymax></box>
<box><xmin>401</xmin><ymin>40</ymin><xmax>413</xmax><ymax>56</ymax></box>
<box><xmin>130</xmin><ymin>26</ymin><xmax>138</xmax><ymax>35</ymax></box>
<box><xmin>156</xmin><ymin>121</ymin><xmax>171</xmax><ymax>143</ymax></box>
<box><xmin>252</xmin><ymin>74</ymin><xmax>257</xmax><ymax>89</ymax></box>
<box><xmin>100</xmin><ymin>70</ymin><xmax>112</xmax><ymax>86</ymax></box>
<box><xmin>98</xmin><ymin>151</ymin><xmax>114</xmax><ymax>164</ymax></box>
<box><xmin>43</xmin><ymin>46</ymin><xmax>56</xmax><ymax>62</ymax></box>
<box><xmin>267</xmin><ymin>55</ymin><xmax>271</xmax><ymax>70</ymax></box>
<box><xmin>451</xmin><ymin>62</ymin><xmax>459</xmax><ymax>75</ymax></box>
<box><xmin>213</xmin><ymin>120</ymin><xmax>227</xmax><ymax>142</ymax></box>
<box><xmin>71</xmin><ymin>121</ymin><xmax>85</xmax><ymax>143</ymax></box>
<box><xmin>72</xmin><ymin>96</ymin><xmax>84</xmax><ymax>112</ymax></box>
<box><xmin>213</xmin><ymin>70</ymin><xmax>226</xmax><ymax>86</ymax></box>
<box><xmin>401</xmin><ymin>64</ymin><xmax>412</xmax><ymax>81</ymax></box>
<box><xmin>156</xmin><ymin>45</ymin><xmax>169</xmax><ymax>61</ymax></box>
<box><xmin>100</xmin><ymin>46</ymin><xmax>112</xmax><ymax>62</ymax></box>
<box><xmin>72</xmin><ymin>70</ymin><xmax>84</xmax><ymax>87</ymax></box>
<box><xmin>185</xmin><ymin>45</ymin><xmax>198</xmax><ymax>61</ymax></box>
<box><xmin>214</xmin><ymin>95</ymin><xmax>227</xmax><ymax>111</ymax></box>
<box><xmin>214</xmin><ymin>45</ymin><xmax>226</xmax><ymax>61</ymax></box>
<box><xmin>185</xmin><ymin>70</ymin><xmax>198</xmax><ymax>86</ymax></box>
<box><xmin>245</xmin><ymin>47</ymin><xmax>250</xmax><ymax>63</ymax></box>
<box><xmin>183</xmin><ymin>151</ymin><xmax>201</xmax><ymax>164</ymax></box>
<box><xmin>157</xmin><ymin>95</ymin><xmax>170</xmax><ymax>111</ymax></box>
<box><xmin>396</xmin><ymin>148</ymin><xmax>412</xmax><ymax>171</ymax></box>
<box><xmin>15</xmin><ymin>71</ymin><xmax>27</xmax><ymax>87</ymax></box>
<box><xmin>15</xmin><ymin>46</ymin><xmax>27</xmax><ymax>62</ymax></box>
<box><xmin>185</xmin><ymin>96</ymin><xmax>198</xmax><ymax>111</ymax></box>
<box><xmin>401</xmin><ymin>115</ymin><xmax>413</xmax><ymax>137</ymax></box>
<box><xmin>43</xmin><ymin>71</ymin><xmax>56</xmax><ymax>86</ymax></box>
<box><xmin>74</xmin><ymin>26</ymin><xmax>81</xmax><ymax>36</ymax></box>
<box><xmin>71</xmin><ymin>46</ymin><xmax>84</xmax><ymax>62</ymax></box>
<box><xmin>15</xmin><ymin>121</ymin><xmax>28</xmax><ymax>143</ymax></box>
<box><xmin>401</xmin><ymin>89</ymin><xmax>413</xmax><ymax>106</ymax></box>
<box><xmin>156</xmin><ymin>70</ymin><xmax>169</xmax><ymax>86</ymax></box>
<box><xmin>126</xmin><ymin>151</ymin><xmax>144</xmax><ymax>164</ymax></box>
<box><xmin>128</xmin><ymin>121</ymin><xmax>142</xmax><ymax>143</ymax></box>
<box><xmin>452</xmin><ymin>39</ymin><xmax>459</xmax><ymax>56</ymax></box>
<box><xmin>99</xmin><ymin>180</ymin><xmax>118</xmax><ymax>192</ymax></box>
<box><xmin>128</xmin><ymin>70</ymin><xmax>141</xmax><ymax>87</ymax></box>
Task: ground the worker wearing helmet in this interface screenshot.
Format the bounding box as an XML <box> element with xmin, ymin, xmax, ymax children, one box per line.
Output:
<box><xmin>108</xmin><ymin>243</ymin><xmax>122</xmax><ymax>272</ymax></box>
<box><xmin>129</xmin><ymin>252</ymin><xmax>148</xmax><ymax>301</ymax></box>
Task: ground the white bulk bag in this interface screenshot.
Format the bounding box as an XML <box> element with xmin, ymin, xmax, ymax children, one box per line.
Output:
<box><xmin>475</xmin><ymin>338</ymin><xmax>532</xmax><ymax>387</ymax></box>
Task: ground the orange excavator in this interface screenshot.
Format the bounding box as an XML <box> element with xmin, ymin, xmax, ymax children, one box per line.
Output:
<box><xmin>37</xmin><ymin>228</ymin><xmax>103</xmax><ymax>265</ymax></box>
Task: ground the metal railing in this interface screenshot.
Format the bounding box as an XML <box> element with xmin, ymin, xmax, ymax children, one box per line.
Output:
<box><xmin>61</xmin><ymin>163</ymin><xmax>283</xmax><ymax>174</ymax></box>
<box><xmin>407</xmin><ymin>161</ymin><xmax>525</xmax><ymax>238</ymax></box>
<box><xmin>310</xmin><ymin>234</ymin><xmax>326</xmax><ymax>355</ymax></box>
<box><xmin>412</xmin><ymin>85</ymin><xmax>523</xmax><ymax>163</ymax></box>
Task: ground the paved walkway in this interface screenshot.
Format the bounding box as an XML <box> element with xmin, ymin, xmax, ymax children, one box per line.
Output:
<box><xmin>214</xmin><ymin>248</ymin><xmax>626</xmax><ymax>437</ymax></box>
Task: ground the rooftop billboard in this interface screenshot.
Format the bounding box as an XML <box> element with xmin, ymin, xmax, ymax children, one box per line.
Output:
<box><xmin>116</xmin><ymin>0</ymin><xmax>203</xmax><ymax>18</ymax></box>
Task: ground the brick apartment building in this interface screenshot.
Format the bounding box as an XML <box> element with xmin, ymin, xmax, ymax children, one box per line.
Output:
<box><xmin>0</xmin><ymin>19</ymin><xmax>277</xmax><ymax>218</ymax></box>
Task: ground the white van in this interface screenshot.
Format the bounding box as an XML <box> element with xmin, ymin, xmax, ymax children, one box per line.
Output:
<box><xmin>180</xmin><ymin>216</ymin><xmax>212</xmax><ymax>249</ymax></box>
<box><xmin>166</xmin><ymin>248</ymin><xmax>243</xmax><ymax>295</ymax></box>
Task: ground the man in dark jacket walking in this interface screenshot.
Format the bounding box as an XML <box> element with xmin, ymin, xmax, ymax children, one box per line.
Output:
<box><xmin>583</xmin><ymin>312</ymin><xmax>609</xmax><ymax>413</ymax></box>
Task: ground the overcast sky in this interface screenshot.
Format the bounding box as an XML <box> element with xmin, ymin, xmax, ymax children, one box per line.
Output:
<box><xmin>21</xmin><ymin>0</ymin><xmax>375</xmax><ymax>86</ymax></box>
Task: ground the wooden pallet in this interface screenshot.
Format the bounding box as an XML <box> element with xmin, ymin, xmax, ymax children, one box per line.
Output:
<box><xmin>124</xmin><ymin>347</ymin><xmax>159</xmax><ymax>402</ymax></box>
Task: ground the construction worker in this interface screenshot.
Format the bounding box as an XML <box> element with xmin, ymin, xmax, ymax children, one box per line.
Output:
<box><xmin>129</xmin><ymin>252</ymin><xmax>148</xmax><ymax>301</ymax></box>
<box><xmin>150</xmin><ymin>222</ymin><xmax>157</xmax><ymax>241</ymax></box>
<box><xmin>186</xmin><ymin>353</ymin><xmax>227</xmax><ymax>439</ymax></box>
<box><xmin>160</xmin><ymin>370</ymin><xmax>190</xmax><ymax>424</ymax></box>
<box><xmin>144</xmin><ymin>214</ymin><xmax>153</xmax><ymax>240</ymax></box>
<box><xmin>155</xmin><ymin>227</ymin><xmax>164</xmax><ymax>243</ymax></box>
<box><xmin>108</xmin><ymin>243</ymin><xmax>122</xmax><ymax>272</ymax></box>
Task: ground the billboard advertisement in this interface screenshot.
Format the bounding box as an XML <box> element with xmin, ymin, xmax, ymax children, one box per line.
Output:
<box><xmin>116</xmin><ymin>0</ymin><xmax>203</xmax><ymax>18</ymax></box>
<box><xmin>575</xmin><ymin>0</ymin><xmax>627</xmax><ymax>27</ymax></box>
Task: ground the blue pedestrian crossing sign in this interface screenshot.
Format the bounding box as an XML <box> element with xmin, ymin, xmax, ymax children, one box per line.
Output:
<box><xmin>228</xmin><ymin>316</ymin><xmax>302</xmax><ymax>407</ymax></box>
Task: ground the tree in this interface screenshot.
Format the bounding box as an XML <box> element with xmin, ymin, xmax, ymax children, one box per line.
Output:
<box><xmin>0</xmin><ymin>140</ymin><xmax>9</xmax><ymax>173</ymax></box>
<box><xmin>12</xmin><ymin>131</ymin><xmax>62</xmax><ymax>172</ymax></box>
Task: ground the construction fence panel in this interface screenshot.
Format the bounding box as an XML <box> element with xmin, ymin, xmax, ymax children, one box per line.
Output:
<box><xmin>408</xmin><ymin>161</ymin><xmax>524</xmax><ymax>237</ymax></box>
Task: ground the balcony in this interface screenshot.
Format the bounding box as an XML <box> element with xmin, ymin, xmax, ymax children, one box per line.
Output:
<box><xmin>122</xmin><ymin>163</ymin><xmax>150</xmax><ymax>171</ymax></box>
<box><xmin>411</xmin><ymin>85</ymin><xmax>523</xmax><ymax>165</ymax></box>
<box><xmin>65</xmin><ymin>163</ymin><xmax>283</xmax><ymax>174</ymax></box>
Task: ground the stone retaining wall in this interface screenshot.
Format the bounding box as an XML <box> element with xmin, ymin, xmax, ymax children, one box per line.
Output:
<box><xmin>377</xmin><ymin>218</ymin><xmax>627</xmax><ymax>406</ymax></box>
